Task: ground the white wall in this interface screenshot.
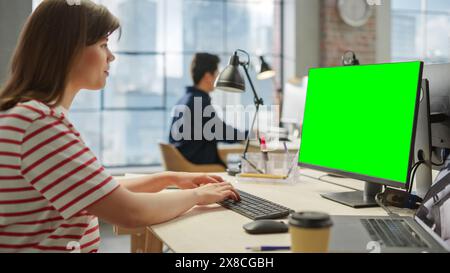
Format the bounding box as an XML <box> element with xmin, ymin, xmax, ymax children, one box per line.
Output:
<box><xmin>0</xmin><ymin>0</ymin><xmax>32</xmax><ymax>85</ymax></box>
<box><xmin>376</xmin><ymin>0</ymin><xmax>392</xmax><ymax>63</ymax></box>
<box><xmin>283</xmin><ymin>0</ymin><xmax>320</xmax><ymax>80</ymax></box>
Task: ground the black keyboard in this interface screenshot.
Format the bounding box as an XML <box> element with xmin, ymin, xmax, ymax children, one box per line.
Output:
<box><xmin>219</xmin><ymin>190</ymin><xmax>293</xmax><ymax>220</ymax></box>
<box><xmin>361</xmin><ymin>219</ymin><xmax>429</xmax><ymax>248</ymax></box>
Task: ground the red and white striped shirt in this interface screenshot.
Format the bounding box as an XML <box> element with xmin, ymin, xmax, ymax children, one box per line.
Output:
<box><xmin>0</xmin><ymin>100</ymin><xmax>120</xmax><ymax>253</ymax></box>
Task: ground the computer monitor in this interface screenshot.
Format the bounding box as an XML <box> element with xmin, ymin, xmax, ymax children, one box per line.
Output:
<box><xmin>298</xmin><ymin>62</ymin><xmax>424</xmax><ymax>208</ymax></box>
<box><xmin>422</xmin><ymin>63</ymin><xmax>450</xmax><ymax>151</ymax></box>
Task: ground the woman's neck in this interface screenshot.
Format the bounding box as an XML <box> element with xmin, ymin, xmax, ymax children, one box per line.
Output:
<box><xmin>61</xmin><ymin>83</ymin><xmax>79</xmax><ymax>110</ymax></box>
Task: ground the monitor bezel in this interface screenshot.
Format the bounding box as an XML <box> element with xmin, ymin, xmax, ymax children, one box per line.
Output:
<box><xmin>298</xmin><ymin>61</ymin><xmax>424</xmax><ymax>190</ymax></box>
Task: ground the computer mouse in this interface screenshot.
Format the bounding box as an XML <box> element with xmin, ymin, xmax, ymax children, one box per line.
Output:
<box><xmin>243</xmin><ymin>220</ymin><xmax>289</xmax><ymax>235</ymax></box>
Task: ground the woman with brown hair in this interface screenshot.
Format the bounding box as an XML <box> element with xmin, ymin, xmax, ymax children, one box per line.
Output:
<box><xmin>0</xmin><ymin>0</ymin><xmax>239</xmax><ymax>253</ymax></box>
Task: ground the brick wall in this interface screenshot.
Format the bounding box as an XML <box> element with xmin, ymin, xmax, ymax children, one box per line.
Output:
<box><xmin>320</xmin><ymin>0</ymin><xmax>377</xmax><ymax>67</ymax></box>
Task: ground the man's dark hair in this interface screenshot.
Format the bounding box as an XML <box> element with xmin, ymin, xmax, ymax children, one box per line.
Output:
<box><xmin>190</xmin><ymin>53</ymin><xmax>220</xmax><ymax>85</ymax></box>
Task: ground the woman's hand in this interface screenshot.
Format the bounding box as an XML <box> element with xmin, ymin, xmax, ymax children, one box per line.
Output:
<box><xmin>193</xmin><ymin>182</ymin><xmax>240</xmax><ymax>206</ymax></box>
<box><xmin>174</xmin><ymin>173</ymin><xmax>225</xmax><ymax>189</ymax></box>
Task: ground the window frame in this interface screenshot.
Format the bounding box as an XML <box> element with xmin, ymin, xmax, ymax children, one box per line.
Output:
<box><xmin>33</xmin><ymin>0</ymin><xmax>285</xmax><ymax>168</ymax></box>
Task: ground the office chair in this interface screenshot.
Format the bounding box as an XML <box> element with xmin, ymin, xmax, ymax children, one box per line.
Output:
<box><xmin>159</xmin><ymin>142</ymin><xmax>226</xmax><ymax>173</ymax></box>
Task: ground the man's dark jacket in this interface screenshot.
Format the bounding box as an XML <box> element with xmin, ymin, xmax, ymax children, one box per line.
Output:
<box><xmin>169</xmin><ymin>86</ymin><xmax>247</xmax><ymax>166</ymax></box>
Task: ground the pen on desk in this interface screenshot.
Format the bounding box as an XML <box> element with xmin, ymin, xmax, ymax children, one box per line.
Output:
<box><xmin>246</xmin><ymin>246</ymin><xmax>291</xmax><ymax>252</ymax></box>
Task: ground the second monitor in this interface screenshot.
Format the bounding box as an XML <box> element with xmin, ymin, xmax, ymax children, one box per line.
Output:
<box><xmin>298</xmin><ymin>62</ymin><xmax>424</xmax><ymax>208</ymax></box>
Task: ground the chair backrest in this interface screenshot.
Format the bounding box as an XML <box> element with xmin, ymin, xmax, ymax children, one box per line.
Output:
<box><xmin>158</xmin><ymin>143</ymin><xmax>225</xmax><ymax>173</ymax></box>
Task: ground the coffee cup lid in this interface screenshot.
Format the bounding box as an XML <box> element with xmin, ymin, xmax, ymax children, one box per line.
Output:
<box><xmin>289</xmin><ymin>211</ymin><xmax>333</xmax><ymax>229</ymax></box>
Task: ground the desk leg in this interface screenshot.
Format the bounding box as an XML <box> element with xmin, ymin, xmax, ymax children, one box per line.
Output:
<box><xmin>113</xmin><ymin>226</ymin><xmax>163</xmax><ymax>253</ymax></box>
<box><xmin>144</xmin><ymin>227</ymin><xmax>163</xmax><ymax>253</ymax></box>
<box><xmin>130</xmin><ymin>231</ymin><xmax>147</xmax><ymax>253</ymax></box>
<box><xmin>113</xmin><ymin>226</ymin><xmax>148</xmax><ymax>253</ymax></box>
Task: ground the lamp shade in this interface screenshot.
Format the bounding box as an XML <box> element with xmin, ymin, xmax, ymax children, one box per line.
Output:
<box><xmin>215</xmin><ymin>54</ymin><xmax>246</xmax><ymax>93</ymax></box>
<box><xmin>257</xmin><ymin>56</ymin><xmax>276</xmax><ymax>80</ymax></box>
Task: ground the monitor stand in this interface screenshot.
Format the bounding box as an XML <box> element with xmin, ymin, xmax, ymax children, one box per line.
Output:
<box><xmin>321</xmin><ymin>182</ymin><xmax>382</xmax><ymax>208</ymax></box>
<box><xmin>414</xmin><ymin>79</ymin><xmax>433</xmax><ymax>198</ymax></box>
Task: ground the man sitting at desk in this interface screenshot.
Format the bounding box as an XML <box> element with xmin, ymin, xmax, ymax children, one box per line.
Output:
<box><xmin>169</xmin><ymin>53</ymin><xmax>248</xmax><ymax>167</ymax></box>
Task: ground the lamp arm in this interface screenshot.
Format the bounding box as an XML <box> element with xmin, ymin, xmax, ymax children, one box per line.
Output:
<box><xmin>234</xmin><ymin>49</ymin><xmax>264</xmax><ymax>107</ymax></box>
<box><xmin>240</xmin><ymin>58</ymin><xmax>265</xmax><ymax>174</ymax></box>
<box><xmin>243</xmin><ymin>101</ymin><xmax>260</xmax><ymax>156</ymax></box>
<box><xmin>235</xmin><ymin>49</ymin><xmax>251</xmax><ymax>65</ymax></box>
<box><xmin>231</xmin><ymin>49</ymin><xmax>266</xmax><ymax>174</ymax></box>
<box><xmin>242</xmin><ymin>101</ymin><xmax>265</xmax><ymax>174</ymax></box>
<box><xmin>242</xmin><ymin>64</ymin><xmax>264</xmax><ymax>107</ymax></box>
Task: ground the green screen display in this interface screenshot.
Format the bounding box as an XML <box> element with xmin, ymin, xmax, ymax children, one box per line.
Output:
<box><xmin>298</xmin><ymin>62</ymin><xmax>422</xmax><ymax>186</ymax></box>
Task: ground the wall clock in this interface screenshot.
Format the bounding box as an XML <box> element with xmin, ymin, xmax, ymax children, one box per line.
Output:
<box><xmin>337</xmin><ymin>0</ymin><xmax>373</xmax><ymax>27</ymax></box>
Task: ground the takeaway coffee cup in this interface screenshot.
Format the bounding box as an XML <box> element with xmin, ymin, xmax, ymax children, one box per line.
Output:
<box><xmin>288</xmin><ymin>211</ymin><xmax>333</xmax><ymax>253</ymax></box>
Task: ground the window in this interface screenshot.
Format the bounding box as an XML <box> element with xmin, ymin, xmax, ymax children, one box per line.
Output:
<box><xmin>32</xmin><ymin>0</ymin><xmax>283</xmax><ymax>167</ymax></box>
<box><xmin>392</xmin><ymin>0</ymin><xmax>450</xmax><ymax>64</ymax></box>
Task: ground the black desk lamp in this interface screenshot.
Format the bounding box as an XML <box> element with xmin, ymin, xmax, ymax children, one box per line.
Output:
<box><xmin>215</xmin><ymin>49</ymin><xmax>265</xmax><ymax>173</ymax></box>
<box><xmin>342</xmin><ymin>51</ymin><xmax>360</xmax><ymax>66</ymax></box>
<box><xmin>257</xmin><ymin>56</ymin><xmax>276</xmax><ymax>80</ymax></box>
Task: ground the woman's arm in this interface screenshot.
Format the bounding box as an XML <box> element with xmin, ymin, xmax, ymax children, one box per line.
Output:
<box><xmin>87</xmin><ymin>182</ymin><xmax>239</xmax><ymax>229</ymax></box>
<box><xmin>117</xmin><ymin>172</ymin><xmax>178</xmax><ymax>193</ymax></box>
<box><xmin>117</xmin><ymin>172</ymin><xmax>225</xmax><ymax>193</ymax></box>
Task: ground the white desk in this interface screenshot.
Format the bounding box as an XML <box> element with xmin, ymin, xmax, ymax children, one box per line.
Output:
<box><xmin>143</xmin><ymin>168</ymin><xmax>421</xmax><ymax>253</ymax></box>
